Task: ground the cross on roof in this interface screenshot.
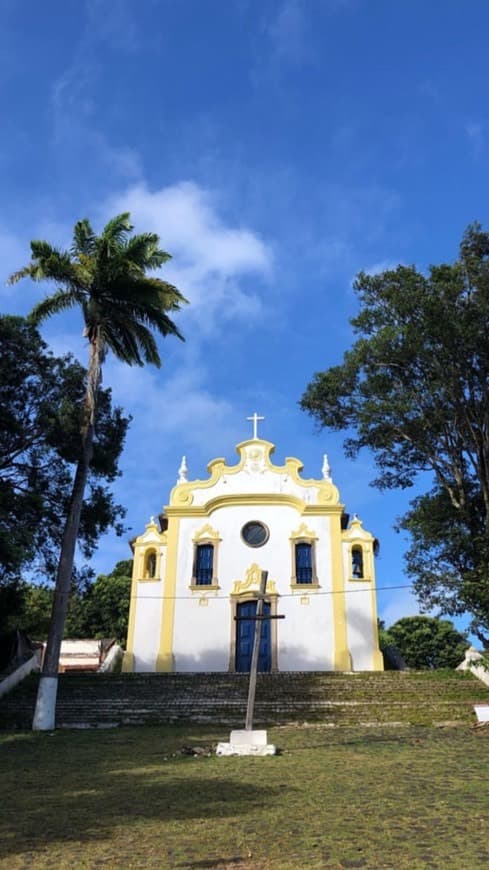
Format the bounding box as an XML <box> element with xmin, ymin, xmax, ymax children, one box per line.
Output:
<box><xmin>246</xmin><ymin>412</ymin><xmax>265</xmax><ymax>440</ymax></box>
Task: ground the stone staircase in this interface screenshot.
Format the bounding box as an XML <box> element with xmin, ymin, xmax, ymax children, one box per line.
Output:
<box><xmin>1</xmin><ymin>670</ymin><xmax>487</xmax><ymax>730</ymax></box>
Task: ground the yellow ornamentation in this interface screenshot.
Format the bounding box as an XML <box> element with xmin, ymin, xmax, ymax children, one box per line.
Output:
<box><xmin>318</xmin><ymin>485</ymin><xmax>339</xmax><ymax>504</ymax></box>
<box><xmin>231</xmin><ymin>562</ymin><xmax>277</xmax><ymax>595</ymax></box>
<box><xmin>192</xmin><ymin>523</ymin><xmax>221</xmax><ymax>542</ymax></box>
<box><xmin>290</xmin><ymin>522</ymin><xmax>317</xmax><ymax>540</ymax></box>
<box><xmin>173</xmin><ymin>487</ymin><xmax>194</xmax><ymax>505</ymax></box>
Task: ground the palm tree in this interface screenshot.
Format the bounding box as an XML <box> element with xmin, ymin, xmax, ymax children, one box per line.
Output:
<box><xmin>8</xmin><ymin>213</ymin><xmax>186</xmax><ymax>729</ymax></box>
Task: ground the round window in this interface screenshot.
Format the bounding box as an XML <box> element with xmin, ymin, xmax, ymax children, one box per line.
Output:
<box><xmin>241</xmin><ymin>521</ymin><xmax>269</xmax><ymax>548</ymax></box>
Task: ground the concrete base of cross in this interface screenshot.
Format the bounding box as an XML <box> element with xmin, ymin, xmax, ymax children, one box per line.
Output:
<box><xmin>474</xmin><ymin>705</ymin><xmax>489</xmax><ymax>723</ymax></box>
<box><xmin>216</xmin><ymin>729</ymin><xmax>276</xmax><ymax>756</ymax></box>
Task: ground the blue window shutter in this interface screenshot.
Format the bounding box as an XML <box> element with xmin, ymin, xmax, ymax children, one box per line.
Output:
<box><xmin>196</xmin><ymin>544</ymin><xmax>214</xmax><ymax>585</ymax></box>
<box><xmin>295</xmin><ymin>542</ymin><xmax>313</xmax><ymax>583</ymax></box>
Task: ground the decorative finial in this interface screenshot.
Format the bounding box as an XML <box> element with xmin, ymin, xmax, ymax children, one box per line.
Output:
<box><xmin>246</xmin><ymin>412</ymin><xmax>265</xmax><ymax>440</ymax></box>
<box><xmin>322</xmin><ymin>453</ymin><xmax>332</xmax><ymax>481</ymax></box>
<box><xmin>149</xmin><ymin>515</ymin><xmax>156</xmax><ymax>525</ymax></box>
<box><xmin>177</xmin><ymin>455</ymin><xmax>188</xmax><ymax>483</ymax></box>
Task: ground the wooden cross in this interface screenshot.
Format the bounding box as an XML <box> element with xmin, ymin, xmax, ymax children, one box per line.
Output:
<box><xmin>247</xmin><ymin>412</ymin><xmax>265</xmax><ymax>440</ymax></box>
<box><xmin>235</xmin><ymin>570</ymin><xmax>285</xmax><ymax>731</ymax></box>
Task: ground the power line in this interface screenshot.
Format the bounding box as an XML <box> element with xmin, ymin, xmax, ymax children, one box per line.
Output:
<box><xmin>129</xmin><ymin>582</ymin><xmax>415</xmax><ymax>601</ymax></box>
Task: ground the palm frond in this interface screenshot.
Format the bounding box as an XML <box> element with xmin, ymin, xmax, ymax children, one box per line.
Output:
<box><xmin>30</xmin><ymin>240</ymin><xmax>60</xmax><ymax>260</ymax></box>
<box><xmin>71</xmin><ymin>219</ymin><xmax>96</xmax><ymax>257</ymax></box>
<box><xmin>124</xmin><ymin>234</ymin><xmax>172</xmax><ymax>271</ymax></box>
<box><xmin>102</xmin><ymin>319</ymin><xmax>150</xmax><ymax>366</ymax></box>
<box><xmin>7</xmin><ymin>265</ymin><xmax>37</xmax><ymax>285</ymax></box>
<box><xmin>7</xmin><ymin>243</ymin><xmax>81</xmax><ymax>287</ymax></box>
<box><xmin>29</xmin><ymin>289</ymin><xmax>85</xmax><ymax>325</ymax></box>
<box><xmin>112</xmin><ymin>275</ymin><xmax>188</xmax><ymax>310</ymax></box>
<box><xmin>101</xmin><ymin>213</ymin><xmax>133</xmax><ymax>245</ymax></box>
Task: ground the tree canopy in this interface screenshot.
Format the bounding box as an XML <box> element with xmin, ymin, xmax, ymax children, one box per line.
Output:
<box><xmin>3</xmin><ymin>561</ymin><xmax>133</xmax><ymax>645</ymax></box>
<box><xmin>383</xmin><ymin>616</ymin><xmax>469</xmax><ymax>670</ymax></box>
<box><xmin>301</xmin><ymin>224</ymin><xmax>489</xmax><ymax>643</ymax></box>
<box><xmin>0</xmin><ymin>314</ymin><xmax>128</xmax><ymax>585</ymax></box>
<box><xmin>65</xmin><ymin>560</ymin><xmax>132</xmax><ymax>643</ymax></box>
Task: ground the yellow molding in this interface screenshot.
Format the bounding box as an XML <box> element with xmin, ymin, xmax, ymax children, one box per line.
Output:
<box><xmin>165</xmin><ymin>493</ymin><xmax>345</xmax><ymax>518</ymax></box>
<box><xmin>289</xmin><ymin>522</ymin><xmax>318</xmax><ymax>540</ymax></box>
<box><xmin>169</xmin><ymin>438</ymin><xmax>341</xmax><ymax>509</ymax></box>
<box><xmin>122</xmin><ymin>560</ymin><xmax>140</xmax><ymax>672</ymax></box>
<box><xmin>231</xmin><ymin>563</ymin><xmax>278</xmax><ymax>596</ymax></box>
<box><xmin>191</xmin><ymin>523</ymin><xmax>222</xmax><ymax>587</ymax></box>
<box><xmin>192</xmin><ymin>523</ymin><xmax>221</xmax><ymax>542</ymax></box>
<box><xmin>156</xmin><ymin>517</ymin><xmax>180</xmax><ymax>672</ymax></box>
<box><xmin>290</xmin><ymin>582</ymin><xmax>321</xmax><ymax>590</ymax></box>
<box><xmin>330</xmin><ymin>513</ymin><xmax>352</xmax><ymax>671</ymax></box>
<box><xmin>371</xmin><ymin>588</ymin><xmax>384</xmax><ymax>670</ymax></box>
<box><xmin>188</xmin><ymin>583</ymin><xmax>220</xmax><ymax>593</ymax></box>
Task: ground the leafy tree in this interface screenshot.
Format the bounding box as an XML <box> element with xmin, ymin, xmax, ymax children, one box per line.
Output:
<box><xmin>386</xmin><ymin>616</ymin><xmax>469</xmax><ymax>670</ymax></box>
<box><xmin>401</xmin><ymin>488</ymin><xmax>489</xmax><ymax>647</ymax></box>
<box><xmin>11</xmin><ymin>584</ymin><xmax>53</xmax><ymax>639</ymax></box>
<box><xmin>0</xmin><ymin>315</ymin><xmax>128</xmax><ymax>590</ymax></box>
<box><xmin>64</xmin><ymin>560</ymin><xmax>132</xmax><ymax>642</ymax></box>
<box><xmin>301</xmin><ymin>225</ymin><xmax>489</xmax><ymax>643</ymax></box>
<box><xmin>2</xmin><ymin>561</ymin><xmax>131</xmax><ymax>647</ymax></box>
<box><xmin>9</xmin><ymin>214</ymin><xmax>186</xmax><ymax>729</ymax></box>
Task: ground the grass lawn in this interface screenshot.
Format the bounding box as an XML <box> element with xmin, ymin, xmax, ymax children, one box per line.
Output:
<box><xmin>1</xmin><ymin>723</ymin><xmax>488</xmax><ymax>869</ymax></box>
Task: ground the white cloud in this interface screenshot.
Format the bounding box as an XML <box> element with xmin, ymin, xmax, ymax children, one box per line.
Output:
<box><xmin>104</xmin><ymin>181</ymin><xmax>273</xmax><ymax>330</ymax></box>
<box><xmin>105</xmin><ymin>357</ymin><xmax>240</xmax><ymax>448</ymax></box>
<box><xmin>363</xmin><ymin>259</ymin><xmax>401</xmax><ymax>276</ymax></box>
<box><xmin>466</xmin><ymin>121</ymin><xmax>486</xmax><ymax>157</ymax></box>
<box><xmin>378</xmin><ymin>587</ymin><xmax>421</xmax><ymax>628</ymax></box>
<box><xmin>266</xmin><ymin>0</ymin><xmax>312</xmax><ymax>66</ymax></box>
<box><xmin>49</xmin><ymin>3</ymin><xmax>143</xmax><ymax>184</ymax></box>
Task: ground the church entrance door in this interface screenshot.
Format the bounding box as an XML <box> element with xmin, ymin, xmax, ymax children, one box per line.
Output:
<box><xmin>235</xmin><ymin>600</ymin><xmax>271</xmax><ymax>672</ymax></box>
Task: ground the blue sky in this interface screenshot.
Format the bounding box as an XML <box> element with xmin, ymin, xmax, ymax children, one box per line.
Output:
<box><xmin>2</xmin><ymin>0</ymin><xmax>489</xmax><ymax>636</ymax></box>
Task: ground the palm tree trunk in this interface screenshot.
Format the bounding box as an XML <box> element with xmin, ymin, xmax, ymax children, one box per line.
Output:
<box><xmin>33</xmin><ymin>338</ymin><xmax>101</xmax><ymax>730</ymax></box>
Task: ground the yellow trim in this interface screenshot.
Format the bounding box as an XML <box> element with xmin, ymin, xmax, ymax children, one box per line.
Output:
<box><xmin>189</xmin><ymin>583</ymin><xmax>220</xmax><ymax>593</ymax></box>
<box><xmin>290</xmin><ymin>522</ymin><xmax>319</xmax><ymax>587</ymax></box>
<box><xmin>169</xmin><ymin>438</ymin><xmax>340</xmax><ymax>510</ymax></box>
<box><xmin>122</xmin><ymin>559</ymin><xmax>140</xmax><ymax>672</ymax></box>
<box><xmin>371</xmin><ymin>584</ymin><xmax>384</xmax><ymax>670</ymax></box>
<box><xmin>166</xmin><ymin>493</ymin><xmax>345</xmax><ymax>518</ymax></box>
<box><xmin>290</xmin><ymin>581</ymin><xmax>320</xmax><ymax>590</ymax></box>
<box><xmin>231</xmin><ymin>563</ymin><xmax>278</xmax><ymax>596</ymax></box>
<box><xmin>191</xmin><ymin>523</ymin><xmax>222</xmax><ymax>587</ymax></box>
<box><xmin>192</xmin><ymin>523</ymin><xmax>221</xmax><ymax>542</ymax></box>
<box><xmin>341</xmin><ymin>518</ymin><xmax>383</xmax><ymax>670</ymax></box>
<box><xmin>342</xmin><ymin>517</ymin><xmax>375</xmax><ymax>583</ymax></box>
<box><xmin>330</xmin><ymin>514</ymin><xmax>352</xmax><ymax>670</ymax></box>
<box><xmin>290</xmin><ymin>522</ymin><xmax>318</xmax><ymax>540</ymax></box>
<box><xmin>156</xmin><ymin>517</ymin><xmax>180</xmax><ymax>672</ymax></box>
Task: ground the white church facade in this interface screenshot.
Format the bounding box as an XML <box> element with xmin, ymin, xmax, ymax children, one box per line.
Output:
<box><xmin>123</xmin><ymin>418</ymin><xmax>383</xmax><ymax>673</ymax></box>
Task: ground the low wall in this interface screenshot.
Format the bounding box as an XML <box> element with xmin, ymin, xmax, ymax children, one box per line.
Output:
<box><xmin>0</xmin><ymin>651</ymin><xmax>41</xmax><ymax>698</ymax></box>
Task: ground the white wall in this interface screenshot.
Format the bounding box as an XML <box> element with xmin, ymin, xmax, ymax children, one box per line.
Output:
<box><xmin>132</xmin><ymin>579</ymin><xmax>163</xmax><ymax>671</ymax></box>
<box><xmin>171</xmin><ymin>504</ymin><xmax>338</xmax><ymax>671</ymax></box>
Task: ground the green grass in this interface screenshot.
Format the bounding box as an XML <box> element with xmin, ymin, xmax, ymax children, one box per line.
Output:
<box><xmin>1</xmin><ymin>723</ymin><xmax>488</xmax><ymax>869</ymax></box>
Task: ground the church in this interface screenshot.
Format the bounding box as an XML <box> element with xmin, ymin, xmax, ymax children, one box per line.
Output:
<box><xmin>123</xmin><ymin>415</ymin><xmax>383</xmax><ymax>673</ymax></box>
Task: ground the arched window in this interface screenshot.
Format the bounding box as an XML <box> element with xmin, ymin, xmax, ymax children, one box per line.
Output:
<box><xmin>145</xmin><ymin>550</ymin><xmax>157</xmax><ymax>579</ymax></box>
<box><xmin>295</xmin><ymin>542</ymin><xmax>313</xmax><ymax>584</ymax></box>
<box><xmin>352</xmin><ymin>546</ymin><xmax>364</xmax><ymax>579</ymax></box>
<box><xmin>194</xmin><ymin>543</ymin><xmax>214</xmax><ymax>586</ymax></box>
